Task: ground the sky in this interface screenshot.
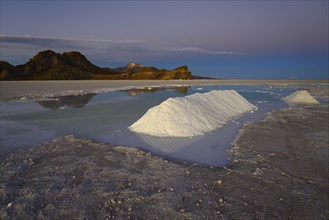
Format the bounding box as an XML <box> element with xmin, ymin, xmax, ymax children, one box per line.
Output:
<box><xmin>0</xmin><ymin>0</ymin><xmax>328</xmax><ymax>79</ymax></box>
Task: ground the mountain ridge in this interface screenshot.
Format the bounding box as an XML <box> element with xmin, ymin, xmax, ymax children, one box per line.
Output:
<box><xmin>0</xmin><ymin>50</ymin><xmax>192</xmax><ymax>80</ymax></box>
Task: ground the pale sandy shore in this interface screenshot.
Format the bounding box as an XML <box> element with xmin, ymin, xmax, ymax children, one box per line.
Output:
<box><xmin>1</xmin><ymin>79</ymin><xmax>328</xmax><ymax>101</ymax></box>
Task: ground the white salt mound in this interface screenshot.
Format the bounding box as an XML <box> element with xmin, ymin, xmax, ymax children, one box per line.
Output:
<box><xmin>283</xmin><ymin>91</ymin><xmax>319</xmax><ymax>105</ymax></box>
<box><xmin>129</xmin><ymin>90</ymin><xmax>256</xmax><ymax>137</ymax></box>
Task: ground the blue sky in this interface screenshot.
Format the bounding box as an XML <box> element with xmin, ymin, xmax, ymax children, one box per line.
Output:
<box><xmin>0</xmin><ymin>0</ymin><xmax>328</xmax><ymax>79</ymax></box>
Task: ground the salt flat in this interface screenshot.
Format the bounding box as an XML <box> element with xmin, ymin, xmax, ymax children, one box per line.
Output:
<box><xmin>1</xmin><ymin>104</ymin><xmax>327</xmax><ymax>219</ymax></box>
<box><xmin>0</xmin><ymin>83</ymin><xmax>328</xmax><ymax>219</ymax></box>
<box><xmin>1</xmin><ymin>79</ymin><xmax>327</xmax><ymax>101</ymax></box>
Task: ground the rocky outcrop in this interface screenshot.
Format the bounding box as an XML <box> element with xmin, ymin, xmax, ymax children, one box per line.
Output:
<box><xmin>0</xmin><ymin>50</ymin><xmax>117</xmax><ymax>80</ymax></box>
<box><xmin>0</xmin><ymin>50</ymin><xmax>192</xmax><ymax>80</ymax></box>
<box><xmin>0</xmin><ymin>61</ymin><xmax>17</xmax><ymax>80</ymax></box>
<box><xmin>122</xmin><ymin>65</ymin><xmax>192</xmax><ymax>80</ymax></box>
<box><xmin>166</xmin><ymin>66</ymin><xmax>192</xmax><ymax>80</ymax></box>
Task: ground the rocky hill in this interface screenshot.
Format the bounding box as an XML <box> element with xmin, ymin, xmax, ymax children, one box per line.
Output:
<box><xmin>114</xmin><ymin>62</ymin><xmax>144</xmax><ymax>72</ymax></box>
<box><xmin>0</xmin><ymin>50</ymin><xmax>192</xmax><ymax>80</ymax></box>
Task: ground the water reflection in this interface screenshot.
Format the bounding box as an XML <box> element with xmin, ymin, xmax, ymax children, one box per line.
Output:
<box><xmin>37</xmin><ymin>93</ymin><xmax>96</xmax><ymax>110</ymax></box>
<box><xmin>0</xmin><ymin>120</ymin><xmax>57</xmax><ymax>155</ymax></box>
<box><xmin>94</xmin><ymin>125</ymin><xmax>231</xmax><ymax>167</ymax></box>
<box><xmin>122</xmin><ymin>86</ymin><xmax>190</xmax><ymax>96</ymax></box>
<box><xmin>135</xmin><ymin>133</ymin><xmax>203</xmax><ymax>153</ymax></box>
<box><xmin>1</xmin><ymin>84</ymin><xmax>292</xmax><ymax>166</ymax></box>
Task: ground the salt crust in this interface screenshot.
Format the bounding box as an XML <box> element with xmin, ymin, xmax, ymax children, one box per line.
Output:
<box><xmin>129</xmin><ymin>90</ymin><xmax>256</xmax><ymax>137</ymax></box>
<box><xmin>283</xmin><ymin>90</ymin><xmax>319</xmax><ymax>105</ymax></box>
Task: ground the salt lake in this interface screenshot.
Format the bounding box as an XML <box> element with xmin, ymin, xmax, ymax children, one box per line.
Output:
<box><xmin>0</xmin><ymin>83</ymin><xmax>298</xmax><ymax>166</ymax></box>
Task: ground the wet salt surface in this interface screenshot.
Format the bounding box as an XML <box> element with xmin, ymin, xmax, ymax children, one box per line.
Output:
<box><xmin>0</xmin><ymin>85</ymin><xmax>293</xmax><ymax>166</ymax></box>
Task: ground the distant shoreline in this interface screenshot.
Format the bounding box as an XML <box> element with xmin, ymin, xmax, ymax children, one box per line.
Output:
<box><xmin>1</xmin><ymin>79</ymin><xmax>327</xmax><ymax>83</ymax></box>
<box><xmin>1</xmin><ymin>79</ymin><xmax>328</xmax><ymax>101</ymax></box>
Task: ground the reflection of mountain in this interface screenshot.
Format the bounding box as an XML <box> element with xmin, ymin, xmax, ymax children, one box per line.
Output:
<box><xmin>37</xmin><ymin>93</ymin><xmax>96</xmax><ymax>110</ymax></box>
<box><xmin>124</xmin><ymin>86</ymin><xmax>190</xmax><ymax>96</ymax></box>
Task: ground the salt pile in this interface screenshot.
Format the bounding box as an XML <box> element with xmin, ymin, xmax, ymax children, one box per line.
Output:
<box><xmin>283</xmin><ymin>91</ymin><xmax>319</xmax><ymax>105</ymax></box>
<box><xmin>129</xmin><ymin>90</ymin><xmax>256</xmax><ymax>137</ymax></box>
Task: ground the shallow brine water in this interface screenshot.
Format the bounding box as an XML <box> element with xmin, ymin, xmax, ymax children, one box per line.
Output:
<box><xmin>0</xmin><ymin>85</ymin><xmax>294</xmax><ymax>166</ymax></box>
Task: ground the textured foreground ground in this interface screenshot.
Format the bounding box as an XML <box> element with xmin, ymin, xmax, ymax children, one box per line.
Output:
<box><xmin>1</xmin><ymin>104</ymin><xmax>328</xmax><ymax>219</ymax></box>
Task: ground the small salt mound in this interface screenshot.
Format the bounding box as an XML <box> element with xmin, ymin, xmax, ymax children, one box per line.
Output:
<box><xmin>283</xmin><ymin>91</ymin><xmax>319</xmax><ymax>105</ymax></box>
<box><xmin>129</xmin><ymin>90</ymin><xmax>256</xmax><ymax>137</ymax></box>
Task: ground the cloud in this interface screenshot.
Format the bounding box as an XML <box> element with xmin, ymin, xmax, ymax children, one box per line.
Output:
<box><xmin>0</xmin><ymin>34</ymin><xmax>147</xmax><ymax>51</ymax></box>
<box><xmin>0</xmin><ymin>34</ymin><xmax>244</xmax><ymax>64</ymax></box>
<box><xmin>0</xmin><ymin>34</ymin><xmax>146</xmax><ymax>45</ymax></box>
<box><xmin>163</xmin><ymin>46</ymin><xmax>245</xmax><ymax>55</ymax></box>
